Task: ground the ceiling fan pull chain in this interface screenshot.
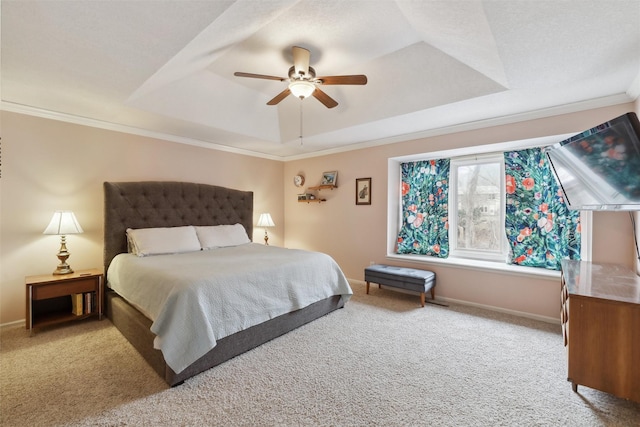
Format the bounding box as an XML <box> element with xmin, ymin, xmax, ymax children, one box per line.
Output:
<box><xmin>299</xmin><ymin>99</ymin><xmax>304</xmax><ymax>146</ymax></box>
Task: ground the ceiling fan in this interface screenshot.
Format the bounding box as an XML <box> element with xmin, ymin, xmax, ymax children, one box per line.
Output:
<box><xmin>234</xmin><ymin>46</ymin><xmax>367</xmax><ymax>109</ymax></box>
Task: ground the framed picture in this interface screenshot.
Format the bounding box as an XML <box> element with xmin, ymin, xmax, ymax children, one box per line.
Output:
<box><xmin>321</xmin><ymin>171</ymin><xmax>338</xmax><ymax>186</ymax></box>
<box><xmin>356</xmin><ymin>178</ymin><xmax>371</xmax><ymax>205</ymax></box>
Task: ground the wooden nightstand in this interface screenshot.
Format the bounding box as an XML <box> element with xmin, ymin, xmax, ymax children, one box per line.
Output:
<box><xmin>25</xmin><ymin>268</ymin><xmax>103</xmax><ymax>335</ymax></box>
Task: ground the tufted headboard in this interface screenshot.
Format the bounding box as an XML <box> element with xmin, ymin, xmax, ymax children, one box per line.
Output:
<box><xmin>103</xmin><ymin>181</ymin><xmax>253</xmax><ymax>273</ymax></box>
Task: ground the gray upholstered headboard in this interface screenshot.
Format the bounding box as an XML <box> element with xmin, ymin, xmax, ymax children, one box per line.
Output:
<box><xmin>103</xmin><ymin>181</ymin><xmax>253</xmax><ymax>273</ymax></box>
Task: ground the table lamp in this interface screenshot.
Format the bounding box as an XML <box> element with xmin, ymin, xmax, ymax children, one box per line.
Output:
<box><xmin>256</xmin><ymin>213</ymin><xmax>275</xmax><ymax>245</ymax></box>
<box><xmin>43</xmin><ymin>211</ymin><xmax>84</xmax><ymax>275</ymax></box>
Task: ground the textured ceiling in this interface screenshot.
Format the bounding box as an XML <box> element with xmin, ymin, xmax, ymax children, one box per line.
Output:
<box><xmin>2</xmin><ymin>0</ymin><xmax>640</xmax><ymax>159</ymax></box>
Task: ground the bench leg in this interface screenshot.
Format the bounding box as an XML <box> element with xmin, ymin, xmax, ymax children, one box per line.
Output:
<box><xmin>420</xmin><ymin>292</ymin><xmax>425</xmax><ymax>307</ymax></box>
<box><xmin>366</xmin><ymin>281</ymin><xmax>370</xmax><ymax>294</ymax></box>
<box><xmin>431</xmin><ymin>286</ymin><xmax>435</xmax><ymax>300</ymax></box>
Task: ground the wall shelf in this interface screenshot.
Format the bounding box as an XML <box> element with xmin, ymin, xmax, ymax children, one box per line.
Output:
<box><xmin>298</xmin><ymin>199</ymin><xmax>326</xmax><ymax>204</ymax></box>
<box><xmin>298</xmin><ymin>184</ymin><xmax>336</xmax><ymax>203</ymax></box>
<box><xmin>308</xmin><ymin>185</ymin><xmax>337</xmax><ymax>191</ymax></box>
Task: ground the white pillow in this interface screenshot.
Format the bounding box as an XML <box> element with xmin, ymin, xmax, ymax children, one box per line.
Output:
<box><xmin>126</xmin><ymin>226</ymin><xmax>201</xmax><ymax>257</ymax></box>
<box><xmin>195</xmin><ymin>224</ymin><xmax>251</xmax><ymax>249</ymax></box>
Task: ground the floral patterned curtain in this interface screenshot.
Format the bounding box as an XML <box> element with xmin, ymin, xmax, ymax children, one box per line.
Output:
<box><xmin>504</xmin><ymin>148</ymin><xmax>581</xmax><ymax>270</ymax></box>
<box><xmin>396</xmin><ymin>159</ymin><xmax>450</xmax><ymax>257</ymax></box>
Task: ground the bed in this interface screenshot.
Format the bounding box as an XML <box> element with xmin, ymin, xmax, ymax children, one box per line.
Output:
<box><xmin>103</xmin><ymin>181</ymin><xmax>351</xmax><ymax>386</ymax></box>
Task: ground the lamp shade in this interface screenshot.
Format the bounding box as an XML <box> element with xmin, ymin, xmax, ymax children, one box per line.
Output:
<box><xmin>288</xmin><ymin>80</ymin><xmax>316</xmax><ymax>99</ymax></box>
<box><xmin>256</xmin><ymin>213</ymin><xmax>275</xmax><ymax>228</ymax></box>
<box><xmin>43</xmin><ymin>211</ymin><xmax>84</xmax><ymax>235</ymax></box>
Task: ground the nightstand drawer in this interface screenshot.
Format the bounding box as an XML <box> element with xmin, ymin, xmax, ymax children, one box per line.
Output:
<box><xmin>32</xmin><ymin>278</ymin><xmax>98</xmax><ymax>300</ymax></box>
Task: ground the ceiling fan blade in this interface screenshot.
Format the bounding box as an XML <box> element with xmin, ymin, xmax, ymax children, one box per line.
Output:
<box><xmin>317</xmin><ymin>75</ymin><xmax>368</xmax><ymax>85</ymax></box>
<box><xmin>267</xmin><ymin>88</ymin><xmax>291</xmax><ymax>105</ymax></box>
<box><xmin>292</xmin><ymin>46</ymin><xmax>310</xmax><ymax>77</ymax></box>
<box><xmin>312</xmin><ymin>88</ymin><xmax>338</xmax><ymax>109</ymax></box>
<box><xmin>234</xmin><ymin>72</ymin><xmax>286</xmax><ymax>81</ymax></box>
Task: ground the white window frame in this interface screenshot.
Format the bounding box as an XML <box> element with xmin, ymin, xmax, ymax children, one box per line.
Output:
<box><xmin>387</xmin><ymin>135</ymin><xmax>592</xmax><ymax>279</ymax></box>
<box><xmin>449</xmin><ymin>153</ymin><xmax>507</xmax><ymax>262</ymax></box>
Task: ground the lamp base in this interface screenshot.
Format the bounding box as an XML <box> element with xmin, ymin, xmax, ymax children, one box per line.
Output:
<box><xmin>53</xmin><ymin>265</ymin><xmax>74</xmax><ymax>275</ymax></box>
<box><xmin>264</xmin><ymin>230</ymin><xmax>269</xmax><ymax>245</ymax></box>
<box><xmin>53</xmin><ymin>235</ymin><xmax>74</xmax><ymax>275</ymax></box>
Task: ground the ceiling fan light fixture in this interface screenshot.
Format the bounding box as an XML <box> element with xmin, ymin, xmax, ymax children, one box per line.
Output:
<box><xmin>288</xmin><ymin>80</ymin><xmax>315</xmax><ymax>99</ymax></box>
<box><xmin>235</xmin><ymin>47</ymin><xmax>365</xmax><ymax>108</ymax></box>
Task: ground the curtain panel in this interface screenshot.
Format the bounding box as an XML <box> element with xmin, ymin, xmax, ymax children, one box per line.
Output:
<box><xmin>504</xmin><ymin>148</ymin><xmax>581</xmax><ymax>270</ymax></box>
<box><xmin>396</xmin><ymin>159</ymin><xmax>450</xmax><ymax>257</ymax></box>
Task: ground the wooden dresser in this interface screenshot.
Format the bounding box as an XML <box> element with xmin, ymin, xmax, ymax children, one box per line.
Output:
<box><xmin>560</xmin><ymin>260</ymin><xmax>640</xmax><ymax>403</ymax></box>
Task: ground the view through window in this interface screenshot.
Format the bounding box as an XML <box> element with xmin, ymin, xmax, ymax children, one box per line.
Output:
<box><xmin>449</xmin><ymin>156</ymin><xmax>506</xmax><ymax>261</ymax></box>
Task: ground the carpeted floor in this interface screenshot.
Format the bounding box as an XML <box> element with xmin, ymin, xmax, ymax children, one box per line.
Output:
<box><xmin>1</xmin><ymin>282</ymin><xmax>639</xmax><ymax>426</ymax></box>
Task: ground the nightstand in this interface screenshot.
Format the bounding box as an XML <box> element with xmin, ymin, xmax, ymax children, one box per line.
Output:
<box><xmin>25</xmin><ymin>268</ymin><xmax>103</xmax><ymax>335</ymax></box>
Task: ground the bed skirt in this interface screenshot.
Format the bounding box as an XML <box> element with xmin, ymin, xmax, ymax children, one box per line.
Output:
<box><xmin>106</xmin><ymin>290</ymin><xmax>345</xmax><ymax>386</ymax></box>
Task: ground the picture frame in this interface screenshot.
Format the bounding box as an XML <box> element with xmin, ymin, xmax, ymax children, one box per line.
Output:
<box><xmin>321</xmin><ymin>171</ymin><xmax>338</xmax><ymax>186</ymax></box>
<box><xmin>356</xmin><ymin>178</ymin><xmax>371</xmax><ymax>205</ymax></box>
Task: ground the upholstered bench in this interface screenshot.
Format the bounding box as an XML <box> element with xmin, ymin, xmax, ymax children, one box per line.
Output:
<box><xmin>364</xmin><ymin>264</ymin><xmax>436</xmax><ymax>307</ymax></box>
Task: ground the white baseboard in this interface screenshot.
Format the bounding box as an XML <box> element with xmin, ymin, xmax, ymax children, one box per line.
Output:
<box><xmin>349</xmin><ymin>278</ymin><xmax>560</xmax><ymax>325</ymax></box>
<box><xmin>3</xmin><ymin>280</ymin><xmax>559</xmax><ymax>329</ymax></box>
<box><xmin>0</xmin><ymin>319</ymin><xmax>26</xmax><ymax>329</ymax></box>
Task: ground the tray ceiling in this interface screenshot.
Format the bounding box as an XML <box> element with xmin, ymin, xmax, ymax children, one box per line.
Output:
<box><xmin>2</xmin><ymin>0</ymin><xmax>639</xmax><ymax>159</ymax></box>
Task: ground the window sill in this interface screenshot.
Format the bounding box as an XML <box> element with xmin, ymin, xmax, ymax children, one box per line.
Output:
<box><xmin>386</xmin><ymin>253</ymin><xmax>561</xmax><ymax>280</ymax></box>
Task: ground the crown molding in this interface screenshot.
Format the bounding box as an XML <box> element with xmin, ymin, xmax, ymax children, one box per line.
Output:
<box><xmin>3</xmin><ymin>92</ymin><xmax>635</xmax><ymax>163</ymax></box>
<box><xmin>0</xmin><ymin>102</ymin><xmax>284</xmax><ymax>161</ymax></box>
<box><xmin>283</xmin><ymin>93</ymin><xmax>636</xmax><ymax>161</ymax></box>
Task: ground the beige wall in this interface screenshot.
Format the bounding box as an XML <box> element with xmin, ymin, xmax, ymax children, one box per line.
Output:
<box><xmin>3</xmin><ymin>102</ymin><xmax>639</xmax><ymax>324</ymax></box>
<box><xmin>0</xmin><ymin>111</ymin><xmax>284</xmax><ymax>324</ymax></box>
<box><xmin>283</xmin><ymin>102</ymin><xmax>639</xmax><ymax>320</ymax></box>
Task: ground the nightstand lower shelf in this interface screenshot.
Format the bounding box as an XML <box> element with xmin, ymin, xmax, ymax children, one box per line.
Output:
<box><xmin>31</xmin><ymin>308</ymin><xmax>98</xmax><ymax>329</ymax></box>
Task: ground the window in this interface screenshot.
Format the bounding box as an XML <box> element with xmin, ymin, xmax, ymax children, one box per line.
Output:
<box><xmin>387</xmin><ymin>135</ymin><xmax>591</xmax><ymax>277</ymax></box>
<box><xmin>449</xmin><ymin>154</ymin><xmax>507</xmax><ymax>262</ymax></box>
